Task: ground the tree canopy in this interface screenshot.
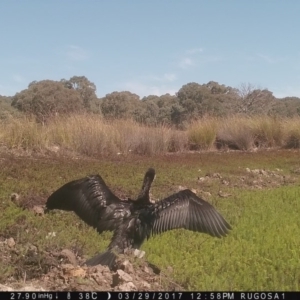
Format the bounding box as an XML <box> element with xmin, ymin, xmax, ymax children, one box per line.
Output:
<box><xmin>2</xmin><ymin>75</ymin><xmax>299</xmax><ymax>126</ymax></box>
<box><xmin>11</xmin><ymin>80</ymin><xmax>84</xmax><ymax>122</ymax></box>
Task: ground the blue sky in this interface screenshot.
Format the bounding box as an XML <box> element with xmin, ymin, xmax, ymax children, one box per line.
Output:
<box><xmin>1</xmin><ymin>1</ymin><xmax>300</xmax><ymax>99</ymax></box>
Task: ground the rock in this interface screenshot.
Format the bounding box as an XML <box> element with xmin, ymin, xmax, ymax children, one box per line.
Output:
<box><xmin>6</xmin><ymin>237</ymin><xmax>15</xmax><ymax>248</ymax></box>
<box><xmin>71</xmin><ymin>268</ymin><xmax>86</xmax><ymax>277</ymax></box>
<box><xmin>141</xmin><ymin>281</ymin><xmax>151</xmax><ymax>289</ymax></box>
<box><xmin>221</xmin><ymin>179</ymin><xmax>229</xmax><ymax>185</ymax></box>
<box><xmin>60</xmin><ymin>249</ymin><xmax>77</xmax><ymax>266</ymax></box>
<box><xmin>21</xmin><ymin>285</ymin><xmax>46</xmax><ymax>291</ymax></box>
<box><xmin>91</xmin><ymin>272</ymin><xmax>110</xmax><ymax>287</ymax></box>
<box><xmin>102</xmin><ymin>267</ymin><xmax>113</xmax><ymax>283</ymax></box>
<box><xmin>61</xmin><ymin>263</ymin><xmax>74</xmax><ymax>272</ymax></box>
<box><xmin>48</xmin><ymin>145</ymin><xmax>60</xmax><ymax>153</ymax></box>
<box><xmin>62</xmin><ymin>264</ymin><xmax>86</xmax><ymax>277</ymax></box>
<box><xmin>259</xmin><ymin>169</ymin><xmax>268</xmax><ymax>176</ymax></box>
<box><xmin>46</xmin><ymin>232</ymin><xmax>56</xmax><ymax>239</ymax></box>
<box><xmin>218</xmin><ymin>191</ymin><xmax>232</xmax><ymax>198</ymax></box>
<box><xmin>120</xmin><ymin>260</ymin><xmax>134</xmax><ymax>274</ymax></box>
<box><xmin>87</xmin><ymin>264</ymin><xmax>112</xmax><ymax>287</ymax></box>
<box><xmin>211</xmin><ymin>173</ymin><xmax>222</xmax><ymax>179</ymax></box>
<box><xmin>133</xmin><ymin>249</ymin><xmax>145</xmax><ymax>258</ymax></box>
<box><xmin>10</xmin><ymin>193</ymin><xmax>20</xmax><ymax>205</ymax></box>
<box><xmin>32</xmin><ymin>205</ymin><xmax>44</xmax><ymax>216</ymax></box>
<box><xmin>178</xmin><ymin>185</ymin><xmax>187</xmax><ymax>191</ymax></box>
<box><xmin>144</xmin><ymin>265</ymin><xmax>152</xmax><ymax>274</ymax></box>
<box><xmin>197</xmin><ymin>177</ymin><xmax>206</xmax><ymax>182</ymax></box>
<box><xmin>89</xmin><ymin>264</ymin><xmax>109</xmax><ymax>274</ymax></box>
<box><xmin>112</xmin><ymin>270</ymin><xmax>133</xmax><ymax>287</ymax></box>
<box><xmin>252</xmin><ymin>169</ymin><xmax>260</xmax><ymax>174</ymax></box>
<box><xmin>0</xmin><ymin>284</ymin><xmax>14</xmax><ymax>291</ymax></box>
<box><xmin>116</xmin><ymin>282</ymin><xmax>137</xmax><ymax>291</ymax></box>
<box><xmin>245</xmin><ymin>168</ymin><xmax>251</xmax><ymax>173</ymax></box>
<box><xmin>0</xmin><ymin>284</ymin><xmax>46</xmax><ymax>292</ymax></box>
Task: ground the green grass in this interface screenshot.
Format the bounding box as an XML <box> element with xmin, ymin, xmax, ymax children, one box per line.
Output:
<box><xmin>0</xmin><ymin>150</ymin><xmax>299</xmax><ymax>290</ymax></box>
<box><xmin>145</xmin><ymin>187</ymin><xmax>300</xmax><ymax>290</ymax></box>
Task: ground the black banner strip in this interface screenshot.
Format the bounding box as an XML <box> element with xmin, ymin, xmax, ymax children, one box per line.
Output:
<box><xmin>3</xmin><ymin>291</ymin><xmax>298</xmax><ymax>300</ymax></box>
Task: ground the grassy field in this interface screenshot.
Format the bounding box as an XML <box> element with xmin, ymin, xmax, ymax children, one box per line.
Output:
<box><xmin>0</xmin><ymin>150</ymin><xmax>299</xmax><ymax>291</ymax></box>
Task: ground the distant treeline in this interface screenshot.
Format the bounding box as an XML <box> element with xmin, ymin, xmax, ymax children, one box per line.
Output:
<box><xmin>1</xmin><ymin>76</ymin><xmax>300</xmax><ymax>126</ymax></box>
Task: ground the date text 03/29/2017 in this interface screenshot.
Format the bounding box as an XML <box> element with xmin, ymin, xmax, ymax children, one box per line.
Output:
<box><xmin>6</xmin><ymin>291</ymin><xmax>291</xmax><ymax>300</ymax></box>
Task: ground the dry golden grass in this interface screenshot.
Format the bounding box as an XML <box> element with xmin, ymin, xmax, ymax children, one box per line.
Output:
<box><xmin>250</xmin><ymin>115</ymin><xmax>284</xmax><ymax>148</ymax></box>
<box><xmin>187</xmin><ymin>117</ymin><xmax>218</xmax><ymax>150</ymax></box>
<box><xmin>217</xmin><ymin>115</ymin><xmax>255</xmax><ymax>150</ymax></box>
<box><xmin>0</xmin><ymin>114</ymin><xmax>187</xmax><ymax>156</ymax></box>
<box><xmin>1</xmin><ymin>114</ymin><xmax>300</xmax><ymax>156</ymax></box>
<box><xmin>282</xmin><ymin>117</ymin><xmax>300</xmax><ymax>148</ymax></box>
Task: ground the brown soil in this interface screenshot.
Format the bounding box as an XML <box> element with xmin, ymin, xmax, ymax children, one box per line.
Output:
<box><xmin>0</xmin><ymin>235</ymin><xmax>182</xmax><ymax>291</ymax></box>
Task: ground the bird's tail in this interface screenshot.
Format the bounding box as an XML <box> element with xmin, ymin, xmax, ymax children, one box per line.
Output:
<box><xmin>84</xmin><ymin>251</ymin><xmax>117</xmax><ymax>269</ymax></box>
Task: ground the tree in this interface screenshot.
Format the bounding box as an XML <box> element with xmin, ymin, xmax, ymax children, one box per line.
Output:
<box><xmin>100</xmin><ymin>91</ymin><xmax>140</xmax><ymax>119</ymax></box>
<box><xmin>60</xmin><ymin>76</ymin><xmax>100</xmax><ymax>113</ymax></box>
<box><xmin>139</xmin><ymin>94</ymin><xmax>182</xmax><ymax>125</ymax></box>
<box><xmin>11</xmin><ymin>80</ymin><xmax>84</xmax><ymax>122</ymax></box>
<box><xmin>135</xmin><ymin>99</ymin><xmax>159</xmax><ymax>125</ymax></box>
<box><xmin>0</xmin><ymin>95</ymin><xmax>21</xmax><ymax>120</ymax></box>
<box><xmin>237</xmin><ymin>83</ymin><xmax>276</xmax><ymax>114</ymax></box>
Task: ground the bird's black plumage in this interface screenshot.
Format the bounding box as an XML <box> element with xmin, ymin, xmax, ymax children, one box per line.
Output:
<box><xmin>85</xmin><ymin>189</ymin><xmax>232</xmax><ymax>268</ymax></box>
<box><xmin>135</xmin><ymin>168</ymin><xmax>156</xmax><ymax>204</ymax></box>
<box><xmin>46</xmin><ymin>168</ymin><xmax>232</xmax><ymax>270</ymax></box>
<box><xmin>45</xmin><ymin>168</ymin><xmax>156</xmax><ymax>233</ymax></box>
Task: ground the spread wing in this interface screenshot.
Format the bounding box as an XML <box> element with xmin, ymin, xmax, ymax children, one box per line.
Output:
<box><xmin>83</xmin><ymin>189</ymin><xmax>232</xmax><ymax>269</ymax></box>
<box><xmin>46</xmin><ymin>174</ymin><xmax>130</xmax><ymax>233</ymax></box>
<box><xmin>151</xmin><ymin>189</ymin><xmax>232</xmax><ymax>238</ymax></box>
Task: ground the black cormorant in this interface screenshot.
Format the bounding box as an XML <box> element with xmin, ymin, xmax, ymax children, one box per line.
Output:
<box><xmin>46</xmin><ymin>168</ymin><xmax>232</xmax><ymax>269</ymax></box>
<box><xmin>84</xmin><ymin>188</ymin><xmax>232</xmax><ymax>268</ymax></box>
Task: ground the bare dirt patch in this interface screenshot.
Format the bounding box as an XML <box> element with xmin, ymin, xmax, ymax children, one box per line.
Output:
<box><xmin>0</xmin><ymin>236</ymin><xmax>181</xmax><ymax>291</ymax></box>
<box><xmin>197</xmin><ymin>167</ymin><xmax>298</xmax><ymax>192</ymax></box>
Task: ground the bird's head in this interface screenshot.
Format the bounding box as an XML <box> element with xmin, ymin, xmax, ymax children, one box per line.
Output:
<box><xmin>145</xmin><ymin>168</ymin><xmax>156</xmax><ymax>183</ymax></box>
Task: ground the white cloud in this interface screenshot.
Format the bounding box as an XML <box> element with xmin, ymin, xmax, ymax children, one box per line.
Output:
<box><xmin>12</xmin><ymin>74</ymin><xmax>25</xmax><ymax>83</ymax></box>
<box><xmin>163</xmin><ymin>73</ymin><xmax>177</xmax><ymax>82</ymax></box>
<box><xmin>186</xmin><ymin>48</ymin><xmax>203</xmax><ymax>55</ymax></box>
<box><xmin>256</xmin><ymin>53</ymin><xmax>276</xmax><ymax>64</ymax></box>
<box><xmin>151</xmin><ymin>73</ymin><xmax>177</xmax><ymax>82</ymax></box>
<box><xmin>176</xmin><ymin>48</ymin><xmax>222</xmax><ymax>69</ymax></box>
<box><xmin>179</xmin><ymin>57</ymin><xmax>194</xmax><ymax>69</ymax></box>
<box><xmin>256</xmin><ymin>53</ymin><xmax>287</xmax><ymax>64</ymax></box>
<box><xmin>198</xmin><ymin>55</ymin><xmax>223</xmax><ymax>64</ymax></box>
<box><xmin>66</xmin><ymin>45</ymin><xmax>89</xmax><ymax>61</ymax></box>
